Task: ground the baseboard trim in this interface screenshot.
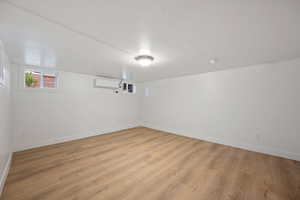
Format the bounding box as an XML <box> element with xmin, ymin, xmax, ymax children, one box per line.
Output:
<box><xmin>0</xmin><ymin>153</ymin><xmax>12</xmax><ymax>197</ymax></box>
<box><xmin>14</xmin><ymin>125</ymin><xmax>141</xmax><ymax>152</ymax></box>
<box><xmin>143</xmin><ymin>124</ymin><xmax>300</xmax><ymax>161</ymax></box>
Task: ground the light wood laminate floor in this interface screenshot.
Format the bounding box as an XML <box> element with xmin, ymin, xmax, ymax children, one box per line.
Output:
<box><xmin>1</xmin><ymin>127</ymin><xmax>300</xmax><ymax>200</ymax></box>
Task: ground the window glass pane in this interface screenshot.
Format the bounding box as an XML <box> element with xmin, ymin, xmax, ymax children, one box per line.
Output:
<box><xmin>24</xmin><ymin>71</ymin><xmax>41</xmax><ymax>88</ymax></box>
<box><xmin>43</xmin><ymin>74</ymin><xmax>57</xmax><ymax>88</ymax></box>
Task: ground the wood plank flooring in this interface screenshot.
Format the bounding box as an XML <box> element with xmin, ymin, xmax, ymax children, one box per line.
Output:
<box><xmin>1</xmin><ymin>127</ymin><xmax>300</xmax><ymax>200</ymax></box>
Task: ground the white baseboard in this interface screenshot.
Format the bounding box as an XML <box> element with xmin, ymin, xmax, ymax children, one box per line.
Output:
<box><xmin>142</xmin><ymin>124</ymin><xmax>300</xmax><ymax>161</ymax></box>
<box><xmin>0</xmin><ymin>153</ymin><xmax>12</xmax><ymax>197</ymax></box>
<box><xmin>14</xmin><ymin>124</ymin><xmax>140</xmax><ymax>152</ymax></box>
<box><xmin>200</xmin><ymin>135</ymin><xmax>300</xmax><ymax>162</ymax></box>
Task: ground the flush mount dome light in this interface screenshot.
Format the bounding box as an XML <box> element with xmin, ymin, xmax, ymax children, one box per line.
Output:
<box><xmin>135</xmin><ymin>54</ymin><xmax>154</xmax><ymax>67</ymax></box>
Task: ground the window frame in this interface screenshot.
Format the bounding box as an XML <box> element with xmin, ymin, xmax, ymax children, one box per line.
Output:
<box><xmin>23</xmin><ymin>68</ymin><xmax>59</xmax><ymax>89</ymax></box>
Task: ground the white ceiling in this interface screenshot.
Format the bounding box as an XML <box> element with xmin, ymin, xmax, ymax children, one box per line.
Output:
<box><xmin>1</xmin><ymin>0</ymin><xmax>300</xmax><ymax>82</ymax></box>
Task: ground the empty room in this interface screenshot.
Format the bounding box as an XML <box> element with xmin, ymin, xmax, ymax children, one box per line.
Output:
<box><xmin>0</xmin><ymin>0</ymin><xmax>300</xmax><ymax>199</ymax></box>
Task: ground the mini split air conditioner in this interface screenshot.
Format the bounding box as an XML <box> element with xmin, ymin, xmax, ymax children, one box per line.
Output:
<box><xmin>94</xmin><ymin>77</ymin><xmax>135</xmax><ymax>94</ymax></box>
<box><xmin>94</xmin><ymin>77</ymin><xmax>121</xmax><ymax>89</ymax></box>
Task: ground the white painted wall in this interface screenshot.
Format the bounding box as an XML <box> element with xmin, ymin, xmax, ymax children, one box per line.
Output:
<box><xmin>0</xmin><ymin>42</ymin><xmax>12</xmax><ymax>195</ymax></box>
<box><xmin>12</xmin><ymin>66</ymin><xmax>140</xmax><ymax>151</ymax></box>
<box><xmin>8</xmin><ymin>57</ymin><xmax>300</xmax><ymax>162</ymax></box>
<box><xmin>140</xmin><ymin>58</ymin><xmax>300</xmax><ymax>161</ymax></box>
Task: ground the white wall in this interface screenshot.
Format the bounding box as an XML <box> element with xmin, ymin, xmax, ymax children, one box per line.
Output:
<box><xmin>9</xmin><ymin>58</ymin><xmax>300</xmax><ymax>161</ymax></box>
<box><xmin>140</xmin><ymin>58</ymin><xmax>300</xmax><ymax>161</ymax></box>
<box><xmin>12</xmin><ymin>66</ymin><xmax>140</xmax><ymax>151</ymax></box>
<box><xmin>0</xmin><ymin>42</ymin><xmax>12</xmax><ymax>195</ymax></box>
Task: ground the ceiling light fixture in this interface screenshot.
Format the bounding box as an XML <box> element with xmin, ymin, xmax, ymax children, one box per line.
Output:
<box><xmin>135</xmin><ymin>50</ymin><xmax>154</xmax><ymax>67</ymax></box>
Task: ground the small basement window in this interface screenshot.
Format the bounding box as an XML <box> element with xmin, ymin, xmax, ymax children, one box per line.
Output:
<box><xmin>24</xmin><ymin>70</ymin><xmax>58</xmax><ymax>88</ymax></box>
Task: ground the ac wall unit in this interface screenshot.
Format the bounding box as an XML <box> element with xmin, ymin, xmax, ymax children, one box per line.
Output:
<box><xmin>94</xmin><ymin>77</ymin><xmax>121</xmax><ymax>89</ymax></box>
